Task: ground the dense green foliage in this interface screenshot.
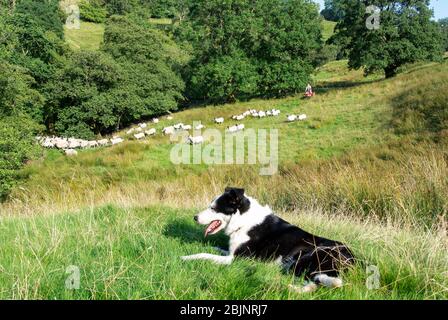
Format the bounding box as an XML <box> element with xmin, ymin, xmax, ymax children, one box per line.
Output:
<box><xmin>331</xmin><ymin>0</ymin><xmax>443</xmax><ymax>78</ymax></box>
<box><xmin>439</xmin><ymin>18</ymin><xmax>448</xmax><ymax>51</ymax></box>
<box><xmin>0</xmin><ymin>116</ymin><xmax>41</xmax><ymax>200</ymax></box>
<box><xmin>177</xmin><ymin>0</ymin><xmax>322</xmax><ymax>102</ymax></box>
<box><xmin>79</xmin><ymin>0</ymin><xmax>108</xmax><ymax>23</ymax></box>
<box><xmin>320</xmin><ymin>0</ymin><xmax>344</xmax><ymax>22</ymax></box>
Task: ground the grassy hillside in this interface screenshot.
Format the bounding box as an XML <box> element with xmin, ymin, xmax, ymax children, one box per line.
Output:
<box><xmin>64</xmin><ymin>22</ymin><xmax>104</xmax><ymax>51</ymax></box>
<box><xmin>321</xmin><ymin>19</ymin><xmax>336</xmax><ymax>41</ymax></box>
<box><xmin>0</xmin><ymin>59</ymin><xmax>447</xmax><ymax>299</ymax></box>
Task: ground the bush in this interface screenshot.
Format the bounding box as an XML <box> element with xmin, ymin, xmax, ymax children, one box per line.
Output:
<box><xmin>0</xmin><ymin>115</ymin><xmax>41</xmax><ymax>200</ymax></box>
<box><xmin>79</xmin><ymin>0</ymin><xmax>108</xmax><ymax>23</ymax></box>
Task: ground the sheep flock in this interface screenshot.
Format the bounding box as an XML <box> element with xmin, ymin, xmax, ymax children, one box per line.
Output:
<box><xmin>37</xmin><ymin>108</ymin><xmax>307</xmax><ymax>155</ymax></box>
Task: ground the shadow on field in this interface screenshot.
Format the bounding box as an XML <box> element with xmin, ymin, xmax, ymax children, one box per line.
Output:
<box><xmin>163</xmin><ymin>217</ymin><xmax>229</xmax><ymax>249</ymax></box>
<box><xmin>315</xmin><ymin>79</ymin><xmax>382</xmax><ymax>94</ymax></box>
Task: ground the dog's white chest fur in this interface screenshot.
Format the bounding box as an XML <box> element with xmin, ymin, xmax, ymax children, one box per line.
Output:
<box><xmin>226</xmin><ymin>197</ymin><xmax>271</xmax><ymax>254</ymax></box>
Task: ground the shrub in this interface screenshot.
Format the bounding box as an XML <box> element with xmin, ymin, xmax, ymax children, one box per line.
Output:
<box><xmin>0</xmin><ymin>115</ymin><xmax>41</xmax><ymax>200</ymax></box>
<box><xmin>79</xmin><ymin>0</ymin><xmax>108</xmax><ymax>23</ymax></box>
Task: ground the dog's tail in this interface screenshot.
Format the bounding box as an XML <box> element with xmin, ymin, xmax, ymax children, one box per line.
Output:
<box><xmin>288</xmin><ymin>274</ymin><xmax>343</xmax><ymax>293</ymax></box>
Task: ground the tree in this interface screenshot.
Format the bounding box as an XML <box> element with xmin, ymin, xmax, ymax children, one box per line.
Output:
<box><xmin>102</xmin><ymin>14</ymin><xmax>186</xmax><ymax>120</ymax></box>
<box><xmin>177</xmin><ymin>0</ymin><xmax>322</xmax><ymax>102</ymax></box>
<box><xmin>0</xmin><ymin>62</ymin><xmax>44</xmax><ymax>120</ymax></box>
<box><xmin>15</xmin><ymin>0</ymin><xmax>64</xmax><ymax>39</ymax></box>
<box><xmin>321</xmin><ymin>0</ymin><xmax>344</xmax><ymax>22</ymax></box>
<box><xmin>332</xmin><ymin>0</ymin><xmax>443</xmax><ymax>78</ymax></box>
<box><xmin>44</xmin><ymin>51</ymin><xmax>123</xmax><ymax>138</ymax></box>
<box><xmin>439</xmin><ymin>18</ymin><xmax>448</xmax><ymax>51</ymax></box>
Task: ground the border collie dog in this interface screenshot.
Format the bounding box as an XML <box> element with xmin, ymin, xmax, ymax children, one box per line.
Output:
<box><xmin>182</xmin><ymin>187</ymin><xmax>355</xmax><ymax>292</ymax></box>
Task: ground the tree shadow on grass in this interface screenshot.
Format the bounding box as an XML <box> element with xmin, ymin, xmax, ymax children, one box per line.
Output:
<box><xmin>163</xmin><ymin>217</ymin><xmax>229</xmax><ymax>249</ymax></box>
<box><xmin>314</xmin><ymin>79</ymin><xmax>383</xmax><ymax>95</ymax></box>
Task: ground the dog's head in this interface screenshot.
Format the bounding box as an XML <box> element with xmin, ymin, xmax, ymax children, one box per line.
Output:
<box><xmin>194</xmin><ymin>187</ymin><xmax>250</xmax><ymax>236</ymax></box>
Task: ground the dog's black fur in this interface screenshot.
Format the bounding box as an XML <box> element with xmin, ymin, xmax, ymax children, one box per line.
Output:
<box><xmin>220</xmin><ymin>187</ymin><xmax>355</xmax><ymax>279</ymax></box>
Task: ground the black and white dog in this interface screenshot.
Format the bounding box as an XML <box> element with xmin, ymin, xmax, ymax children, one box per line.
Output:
<box><xmin>182</xmin><ymin>187</ymin><xmax>355</xmax><ymax>292</ymax></box>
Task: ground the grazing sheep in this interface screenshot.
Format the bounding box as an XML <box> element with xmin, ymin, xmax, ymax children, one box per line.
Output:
<box><xmin>251</xmin><ymin>112</ymin><xmax>259</xmax><ymax>118</ymax></box>
<box><xmin>166</xmin><ymin>116</ymin><xmax>173</xmax><ymax>120</ymax></box>
<box><xmin>135</xmin><ymin>127</ymin><xmax>143</xmax><ymax>132</ymax></box>
<box><xmin>173</xmin><ymin>123</ymin><xmax>184</xmax><ymax>130</ymax></box>
<box><xmin>98</xmin><ymin>139</ymin><xmax>109</xmax><ymax>146</ymax></box>
<box><xmin>111</xmin><ymin>137</ymin><xmax>124</xmax><ymax>145</ymax></box>
<box><xmin>258</xmin><ymin>111</ymin><xmax>266</xmax><ymax>118</ymax></box>
<box><xmin>215</xmin><ymin>117</ymin><xmax>224</xmax><ymax>124</ymax></box>
<box><xmin>163</xmin><ymin>126</ymin><xmax>175</xmax><ymax>135</ymax></box>
<box><xmin>266</xmin><ymin>110</ymin><xmax>272</xmax><ymax>116</ymax></box>
<box><xmin>139</xmin><ymin>123</ymin><xmax>148</xmax><ymax>129</ymax></box>
<box><xmin>80</xmin><ymin>140</ymin><xmax>89</xmax><ymax>149</ymax></box>
<box><xmin>88</xmin><ymin>141</ymin><xmax>98</xmax><ymax>148</ymax></box>
<box><xmin>243</xmin><ymin>111</ymin><xmax>251</xmax><ymax>116</ymax></box>
<box><xmin>187</xmin><ymin>135</ymin><xmax>204</xmax><ymax>145</ymax></box>
<box><xmin>236</xmin><ymin>115</ymin><xmax>245</xmax><ymax>121</ymax></box>
<box><xmin>68</xmin><ymin>139</ymin><xmax>81</xmax><ymax>149</ymax></box>
<box><xmin>298</xmin><ymin>114</ymin><xmax>307</xmax><ymax>121</ymax></box>
<box><xmin>153</xmin><ymin>118</ymin><xmax>159</xmax><ymax>123</ymax></box>
<box><xmin>55</xmin><ymin>139</ymin><xmax>69</xmax><ymax>149</ymax></box>
<box><xmin>145</xmin><ymin>128</ymin><xmax>156</xmax><ymax>136</ymax></box>
<box><xmin>182</xmin><ymin>124</ymin><xmax>192</xmax><ymax>131</ymax></box>
<box><xmin>227</xmin><ymin>124</ymin><xmax>244</xmax><ymax>133</ymax></box>
<box><xmin>64</xmin><ymin>149</ymin><xmax>78</xmax><ymax>156</ymax></box>
<box><xmin>126</xmin><ymin>128</ymin><xmax>135</xmax><ymax>135</ymax></box>
<box><xmin>287</xmin><ymin>115</ymin><xmax>297</xmax><ymax>122</ymax></box>
<box><xmin>134</xmin><ymin>132</ymin><xmax>145</xmax><ymax>140</ymax></box>
<box><xmin>272</xmin><ymin>109</ymin><xmax>281</xmax><ymax>116</ymax></box>
<box><xmin>195</xmin><ymin>124</ymin><xmax>205</xmax><ymax>130</ymax></box>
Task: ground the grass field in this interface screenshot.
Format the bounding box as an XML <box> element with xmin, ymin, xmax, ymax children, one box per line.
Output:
<box><xmin>0</xmin><ymin>205</ymin><xmax>446</xmax><ymax>299</ymax></box>
<box><xmin>64</xmin><ymin>22</ymin><xmax>105</xmax><ymax>51</ymax></box>
<box><xmin>1</xmin><ymin>41</ymin><xmax>447</xmax><ymax>298</ymax></box>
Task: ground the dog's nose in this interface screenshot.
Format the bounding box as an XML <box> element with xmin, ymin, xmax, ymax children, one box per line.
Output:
<box><xmin>194</xmin><ymin>215</ymin><xmax>198</xmax><ymax>222</ymax></box>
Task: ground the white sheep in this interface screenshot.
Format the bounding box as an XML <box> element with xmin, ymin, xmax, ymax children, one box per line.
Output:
<box><xmin>237</xmin><ymin>124</ymin><xmax>245</xmax><ymax>131</ymax></box>
<box><xmin>135</xmin><ymin>127</ymin><xmax>143</xmax><ymax>132</ymax></box>
<box><xmin>111</xmin><ymin>137</ymin><xmax>124</xmax><ymax>145</ymax></box>
<box><xmin>139</xmin><ymin>123</ymin><xmax>148</xmax><ymax>129</ymax></box>
<box><xmin>64</xmin><ymin>149</ymin><xmax>78</xmax><ymax>156</ymax></box>
<box><xmin>152</xmin><ymin>118</ymin><xmax>159</xmax><ymax>124</ymax></box>
<box><xmin>195</xmin><ymin>124</ymin><xmax>205</xmax><ymax>130</ymax></box>
<box><xmin>214</xmin><ymin>117</ymin><xmax>224</xmax><ymax>124</ymax></box>
<box><xmin>173</xmin><ymin>123</ymin><xmax>184</xmax><ymax>130</ymax></box>
<box><xmin>166</xmin><ymin>116</ymin><xmax>173</xmax><ymax>120</ymax></box>
<box><xmin>97</xmin><ymin>139</ymin><xmax>109</xmax><ymax>146</ymax></box>
<box><xmin>287</xmin><ymin>115</ymin><xmax>297</xmax><ymax>122</ymax></box>
<box><xmin>162</xmin><ymin>126</ymin><xmax>175</xmax><ymax>135</ymax></box>
<box><xmin>298</xmin><ymin>114</ymin><xmax>307</xmax><ymax>121</ymax></box>
<box><xmin>134</xmin><ymin>132</ymin><xmax>145</xmax><ymax>140</ymax></box>
<box><xmin>272</xmin><ymin>109</ymin><xmax>281</xmax><ymax>116</ymax></box>
<box><xmin>145</xmin><ymin>128</ymin><xmax>156</xmax><ymax>136</ymax></box>
<box><xmin>88</xmin><ymin>141</ymin><xmax>98</xmax><ymax>148</ymax></box>
<box><xmin>187</xmin><ymin>135</ymin><xmax>204</xmax><ymax>145</ymax></box>
<box><xmin>126</xmin><ymin>128</ymin><xmax>135</xmax><ymax>135</ymax></box>
<box><xmin>181</xmin><ymin>124</ymin><xmax>192</xmax><ymax>131</ymax></box>
<box><xmin>55</xmin><ymin>139</ymin><xmax>69</xmax><ymax>149</ymax></box>
<box><xmin>258</xmin><ymin>111</ymin><xmax>266</xmax><ymax>118</ymax></box>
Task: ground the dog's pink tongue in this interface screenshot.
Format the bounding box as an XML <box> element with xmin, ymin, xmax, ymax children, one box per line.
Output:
<box><xmin>205</xmin><ymin>220</ymin><xmax>220</xmax><ymax>237</ymax></box>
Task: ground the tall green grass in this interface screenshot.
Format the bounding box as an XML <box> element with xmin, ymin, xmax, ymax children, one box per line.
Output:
<box><xmin>0</xmin><ymin>205</ymin><xmax>445</xmax><ymax>299</ymax></box>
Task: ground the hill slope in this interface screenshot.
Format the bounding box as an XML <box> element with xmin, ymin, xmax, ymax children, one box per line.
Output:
<box><xmin>0</xmin><ymin>60</ymin><xmax>447</xmax><ymax>299</ymax></box>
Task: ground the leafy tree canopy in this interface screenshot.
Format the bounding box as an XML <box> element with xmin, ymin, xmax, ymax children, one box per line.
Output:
<box><xmin>331</xmin><ymin>0</ymin><xmax>443</xmax><ymax>78</ymax></box>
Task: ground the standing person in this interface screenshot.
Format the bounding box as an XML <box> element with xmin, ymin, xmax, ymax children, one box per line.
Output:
<box><xmin>305</xmin><ymin>83</ymin><xmax>313</xmax><ymax>95</ymax></box>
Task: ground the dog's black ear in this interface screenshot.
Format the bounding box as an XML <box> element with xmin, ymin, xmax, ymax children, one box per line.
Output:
<box><xmin>225</xmin><ymin>187</ymin><xmax>245</xmax><ymax>202</ymax></box>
